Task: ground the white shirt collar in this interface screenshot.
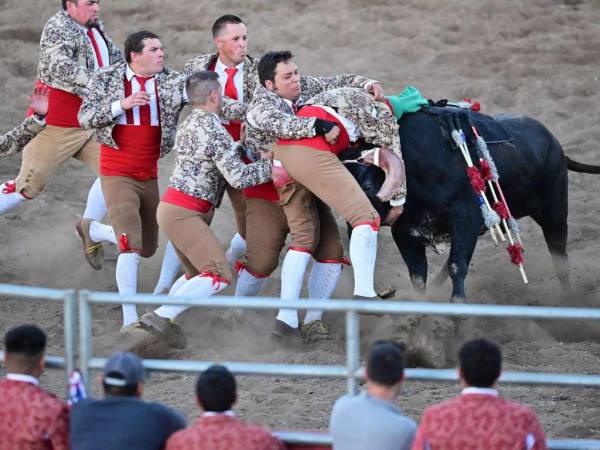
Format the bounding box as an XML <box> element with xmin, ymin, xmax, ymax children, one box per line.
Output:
<box><xmin>125</xmin><ymin>64</ymin><xmax>156</xmax><ymax>82</ymax></box>
<box><xmin>202</xmin><ymin>410</ymin><xmax>235</xmax><ymax>417</ymax></box>
<box><xmin>462</xmin><ymin>387</ymin><xmax>498</xmax><ymax>396</ymax></box>
<box><xmin>215</xmin><ymin>58</ymin><xmax>244</xmax><ymax>75</ymax></box>
<box><xmin>6</xmin><ymin>373</ymin><xmax>39</xmax><ymax>386</ymax></box>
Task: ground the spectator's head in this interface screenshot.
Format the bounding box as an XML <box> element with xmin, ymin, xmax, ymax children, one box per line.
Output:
<box><xmin>63</xmin><ymin>0</ymin><xmax>100</xmax><ymax>28</ymax></box>
<box><xmin>458</xmin><ymin>338</ymin><xmax>502</xmax><ymax>388</ymax></box>
<box><xmin>258</xmin><ymin>50</ymin><xmax>301</xmax><ymax>102</ymax></box>
<box><xmin>365</xmin><ymin>340</ymin><xmax>406</xmax><ymax>399</ymax></box>
<box><xmin>186</xmin><ymin>71</ymin><xmax>222</xmax><ymax>112</ymax></box>
<box><xmin>124</xmin><ymin>31</ymin><xmax>163</xmax><ymax>75</ymax></box>
<box><xmin>3</xmin><ymin>325</ymin><xmax>47</xmax><ymax>378</ymax></box>
<box><xmin>102</xmin><ymin>352</ymin><xmax>146</xmax><ymax>398</ymax></box>
<box><xmin>196</xmin><ymin>365</ymin><xmax>237</xmax><ymax>412</ymax></box>
<box><xmin>212</xmin><ymin>15</ymin><xmax>248</xmax><ymax>67</ymax></box>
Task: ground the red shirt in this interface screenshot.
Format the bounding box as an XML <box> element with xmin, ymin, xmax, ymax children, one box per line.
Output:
<box><xmin>0</xmin><ymin>378</ymin><xmax>70</xmax><ymax>450</ymax></box>
<box><xmin>166</xmin><ymin>414</ymin><xmax>284</xmax><ymax>450</ymax></box>
<box><xmin>412</xmin><ymin>391</ymin><xmax>547</xmax><ymax>450</ymax></box>
<box><xmin>277</xmin><ymin>105</ymin><xmax>350</xmax><ymax>155</ymax></box>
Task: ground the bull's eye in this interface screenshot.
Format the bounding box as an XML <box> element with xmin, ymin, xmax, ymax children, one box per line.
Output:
<box><xmin>364</xmin><ymin>184</ymin><xmax>372</xmax><ymax>191</ymax></box>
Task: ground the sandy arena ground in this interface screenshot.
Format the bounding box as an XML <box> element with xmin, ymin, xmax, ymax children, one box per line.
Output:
<box><xmin>1</xmin><ymin>0</ymin><xmax>600</xmax><ymax>440</ymax></box>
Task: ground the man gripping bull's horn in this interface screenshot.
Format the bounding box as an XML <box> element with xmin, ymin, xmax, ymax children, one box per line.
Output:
<box><xmin>244</xmin><ymin>50</ymin><xmax>398</xmax><ymax>340</ymax></box>
<box><xmin>257</xmin><ymin>86</ymin><xmax>406</xmax><ymax>338</ymax></box>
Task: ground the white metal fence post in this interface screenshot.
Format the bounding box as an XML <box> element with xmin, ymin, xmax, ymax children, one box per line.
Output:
<box><xmin>78</xmin><ymin>290</ymin><xmax>92</xmax><ymax>391</ymax></box>
<box><xmin>345</xmin><ymin>310</ymin><xmax>360</xmax><ymax>395</ymax></box>
<box><xmin>62</xmin><ymin>289</ymin><xmax>77</xmax><ymax>386</ymax></box>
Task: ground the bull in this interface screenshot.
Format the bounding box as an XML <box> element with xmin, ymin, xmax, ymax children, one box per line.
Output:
<box><xmin>341</xmin><ymin>109</ymin><xmax>600</xmax><ymax>302</ymax></box>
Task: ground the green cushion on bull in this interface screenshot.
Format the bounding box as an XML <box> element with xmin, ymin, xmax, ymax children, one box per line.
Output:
<box><xmin>386</xmin><ymin>86</ymin><xmax>428</xmax><ymax>120</ymax></box>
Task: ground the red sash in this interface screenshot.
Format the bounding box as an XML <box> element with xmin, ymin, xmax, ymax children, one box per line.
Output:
<box><xmin>100</xmin><ymin>124</ymin><xmax>161</xmax><ymax>180</ymax></box>
<box><xmin>46</xmin><ymin>87</ymin><xmax>82</xmax><ymax>128</ymax></box>
<box><xmin>162</xmin><ymin>187</ymin><xmax>213</xmax><ymax>213</ymax></box>
<box><xmin>277</xmin><ymin>106</ymin><xmax>350</xmax><ymax>155</ymax></box>
<box><xmin>240</xmin><ymin>154</ymin><xmax>279</xmax><ymax>202</ymax></box>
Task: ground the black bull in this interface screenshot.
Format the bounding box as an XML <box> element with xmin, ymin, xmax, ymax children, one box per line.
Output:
<box><xmin>340</xmin><ymin>110</ymin><xmax>600</xmax><ymax>301</ymax></box>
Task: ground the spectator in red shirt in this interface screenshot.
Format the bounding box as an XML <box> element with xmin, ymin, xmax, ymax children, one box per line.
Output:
<box><xmin>0</xmin><ymin>324</ymin><xmax>69</xmax><ymax>450</ymax></box>
<box><xmin>412</xmin><ymin>338</ymin><xmax>547</xmax><ymax>450</ymax></box>
<box><xmin>166</xmin><ymin>365</ymin><xmax>284</xmax><ymax>450</ymax></box>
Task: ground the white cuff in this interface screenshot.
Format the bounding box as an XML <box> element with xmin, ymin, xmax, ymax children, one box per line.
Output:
<box><xmin>32</xmin><ymin>114</ymin><xmax>46</xmax><ymax>126</ymax></box>
<box><xmin>111</xmin><ymin>100</ymin><xmax>124</xmax><ymax>118</ymax></box>
<box><xmin>390</xmin><ymin>196</ymin><xmax>406</xmax><ymax>207</ymax></box>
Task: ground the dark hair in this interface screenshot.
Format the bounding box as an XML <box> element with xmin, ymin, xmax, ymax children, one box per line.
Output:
<box><xmin>102</xmin><ymin>371</ymin><xmax>139</xmax><ymax>397</ymax></box>
<box><xmin>5</xmin><ymin>324</ymin><xmax>46</xmax><ymax>357</ymax></box>
<box><xmin>124</xmin><ymin>31</ymin><xmax>159</xmax><ymax>63</ymax></box>
<box><xmin>62</xmin><ymin>0</ymin><xmax>73</xmax><ymax>10</ymax></box>
<box><xmin>186</xmin><ymin>70</ymin><xmax>220</xmax><ymax>105</ymax></box>
<box><xmin>196</xmin><ymin>365</ymin><xmax>236</xmax><ymax>412</ymax></box>
<box><xmin>459</xmin><ymin>338</ymin><xmax>502</xmax><ymax>388</ymax></box>
<box><xmin>212</xmin><ymin>15</ymin><xmax>244</xmax><ymax>38</ymax></box>
<box><xmin>258</xmin><ymin>50</ymin><xmax>294</xmax><ymax>87</ymax></box>
<box><xmin>366</xmin><ymin>340</ymin><xmax>406</xmax><ymax>386</ymax></box>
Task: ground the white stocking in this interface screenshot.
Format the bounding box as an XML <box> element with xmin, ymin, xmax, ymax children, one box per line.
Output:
<box><xmin>349</xmin><ymin>224</ymin><xmax>378</xmax><ymax>298</ymax></box>
<box><xmin>276</xmin><ymin>250</ymin><xmax>311</xmax><ymax>329</ymax></box>
<box><xmin>116</xmin><ymin>252</ymin><xmax>140</xmax><ymax>327</ymax></box>
<box><xmin>152</xmin><ymin>241</ymin><xmax>181</xmax><ymax>294</ymax></box>
<box><xmin>304</xmin><ymin>260</ymin><xmax>342</xmax><ymax>324</ymax></box>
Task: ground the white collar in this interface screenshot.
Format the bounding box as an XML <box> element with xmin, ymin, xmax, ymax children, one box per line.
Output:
<box><xmin>462</xmin><ymin>387</ymin><xmax>498</xmax><ymax>396</ymax></box>
<box><xmin>125</xmin><ymin>64</ymin><xmax>157</xmax><ymax>82</ymax></box>
<box><xmin>202</xmin><ymin>410</ymin><xmax>235</xmax><ymax>417</ymax></box>
<box><xmin>6</xmin><ymin>373</ymin><xmax>39</xmax><ymax>386</ymax></box>
<box><xmin>215</xmin><ymin>58</ymin><xmax>244</xmax><ymax>75</ymax></box>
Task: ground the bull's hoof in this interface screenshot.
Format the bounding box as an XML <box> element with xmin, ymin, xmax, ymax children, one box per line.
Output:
<box><xmin>450</xmin><ymin>295</ymin><xmax>466</xmax><ymax>304</ymax></box>
<box><xmin>410</xmin><ymin>275</ymin><xmax>426</xmax><ymax>292</ymax></box>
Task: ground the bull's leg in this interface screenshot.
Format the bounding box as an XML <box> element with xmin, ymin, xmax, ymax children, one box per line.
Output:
<box><xmin>392</xmin><ymin>225</ymin><xmax>427</xmax><ymax>292</ymax></box>
<box><xmin>532</xmin><ymin>213</ymin><xmax>571</xmax><ymax>296</ymax></box>
<box><xmin>448</xmin><ymin>212</ymin><xmax>480</xmax><ymax>302</ymax></box>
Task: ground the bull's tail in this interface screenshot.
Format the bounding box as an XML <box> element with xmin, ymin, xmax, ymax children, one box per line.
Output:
<box><xmin>565</xmin><ymin>156</ymin><xmax>600</xmax><ymax>174</ymax></box>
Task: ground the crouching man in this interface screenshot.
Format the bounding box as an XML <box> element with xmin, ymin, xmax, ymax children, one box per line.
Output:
<box><xmin>123</xmin><ymin>71</ymin><xmax>272</xmax><ymax>350</ymax></box>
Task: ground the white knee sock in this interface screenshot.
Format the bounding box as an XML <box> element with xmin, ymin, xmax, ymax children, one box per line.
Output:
<box><xmin>276</xmin><ymin>250</ymin><xmax>311</xmax><ymax>329</ymax></box>
<box><xmin>225</xmin><ymin>233</ymin><xmax>247</xmax><ymax>266</ymax></box>
<box><xmin>304</xmin><ymin>260</ymin><xmax>342</xmax><ymax>324</ymax></box>
<box><xmin>167</xmin><ymin>274</ymin><xmax>187</xmax><ymax>295</ymax></box>
<box><xmin>349</xmin><ymin>224</ymin><xmax>378</xmax><ymax>298</ymax></box>
<box><xmin>152</xmin><ymin>241</ymin><xmax>181</xmax><ymax>294</ymax></box>
<box><xmin>116</xmin><ymin>252</ymin><xmax>140</xmax><ymax>327</ymax></box>
<box><xmin>154</xmin><ymin>274</ymin><xmax>229</xmax><ymax>320</ymax></box>
<box><xmin>0</xmin><ymin>182</ymin><xmax>26</xmax><ymax>214</ymax></box>
<box><xmin>234</xmin><ymin>268</ymin><xmax>267</xmax><ymax>297</ymax></box>
<box><xmin>88</xmin><ymin>220</ymin><xmax>117</xmax><ymax>244</ymax></box>
<box><xmin>82</xmin><ymin>177</ymin><xmax>107</xmax><ymax>222</ymax></box>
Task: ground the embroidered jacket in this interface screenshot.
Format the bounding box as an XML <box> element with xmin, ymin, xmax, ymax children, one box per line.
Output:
<box><xmin>0</xmin><ymin>379</ymin><xmax>70</xmax><ymax>450</ymax></box>
<box><xmin>78</xmin><ymin>60</ymin><xmax>187</xmax><ymax>157</ymax></box>
<box><xmin>245</xmin><ymin>73</ymin><xmax>376</xmax><ymax>155</ymax></box>
<box><xmin>411</xmin><ymin>393</ymin><xmax>547</xmax><ymax>450</ymax></box>
<box><xmin>0</xmin><ymin>117</ymin><xmax>44</xmax><ymax>157</ymax></box>
<box><xmin>166</xmin><ymin>415</ymin><xmax>284</xmax><ymax>450</ymax></box>
<box><xmin>306</xmin><ymin>87</ymin><xmax>401</xmax><ymax>157</ymax></box>
<box><xmin>37</xmin><ymin>10</ymin><xmax>122</xmax><ymax>97</ymax></box>
<box><xmin>168</xmin><ymin>108</ymin><xmax>272</xmax><ymax>205</ymax></box>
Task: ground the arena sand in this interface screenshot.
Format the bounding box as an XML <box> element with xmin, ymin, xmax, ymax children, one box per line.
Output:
<box><xmin>1</xmin><ymin>0</ymin><xmax>600</xmax><ymax>439</ymax></box>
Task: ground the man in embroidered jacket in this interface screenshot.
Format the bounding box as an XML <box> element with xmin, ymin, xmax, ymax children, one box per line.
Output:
<box><xmin>412</xmin><ymin>339</ymin><xmax>547</xmax><ymax>450</ymax></box>
<box><xmin>123</xmin><ymin>71</ymin><xmax>272</xmax><ymax>347</ymax></box>
<box><xmin>78</xmin><ymin>31</ymin><xmax>187</xmax><ymax>329</ymax></box>
<box><xmin>0</xmin><ymin>0</ymin><xmax>122</xmax><ymax>272</ymax></box>
<box><xmin>151</xmin><ymin>14</ymin><xmax>259</xmax><ymax>297</ymax></box>
<box><xmin>0</xmin><ymin>325</ymin><xmax>69</xmax><ymax>450</ymax></box>
<box><xmin>166</xmin><ymin>365</ymin><xmax>283</xmax><ymax>450</ymax></box>
<box><xmin>243</xmin><ymin>50</ymin><xmax>387</xmax><ymax>339</ymax></box>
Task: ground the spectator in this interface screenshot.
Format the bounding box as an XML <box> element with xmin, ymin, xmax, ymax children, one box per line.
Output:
<box><xmin>166</xmin><ymin>365</ymin><xmax>284</xmax><ymax>450</ymax></box>
<box><xmin>412</xmin><ymin>338</ymin><xmax>547</xmax><ymax>450</ymax></box>
<box><xmin>330</xmin><ymin>340</ymin><xmax>416</xmax><ymax>450</ymax></box>
<box><xmin>0</xmin><ymin>324</ymin><xmax>69</xmax><ymax>450</ymax></box>
<box><xmin>70</xmin><ymin>351</ymin><xmax>186</xmax><ymax>450</ymax></box>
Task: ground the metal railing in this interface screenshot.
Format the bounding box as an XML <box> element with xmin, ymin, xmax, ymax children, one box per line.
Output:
<box><xmin>79</xmin><ymin>290</ymin><xmax>600</xmax><ymax>393</ymax></box>
<box><xmin>0</xmin><ymin>284</ymin><xmax>76</xmax><ymax>382</ymax></box>
<box><xmin>2</xmin><ymin>283</ymin><xmax>600</xmax><ymax>449</ymax></box>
